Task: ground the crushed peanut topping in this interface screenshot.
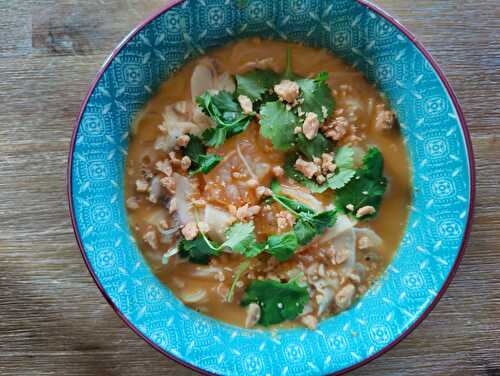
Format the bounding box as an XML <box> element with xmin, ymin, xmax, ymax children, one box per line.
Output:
<box><xmin>181</xmin><ymin>222</ymin><xmax>199</xmax><ymax>240</ymax></box>
<box><xmin>135</xmin><ymin>179</ymin><xmax>149</xmax><ymax>193</ymax></box>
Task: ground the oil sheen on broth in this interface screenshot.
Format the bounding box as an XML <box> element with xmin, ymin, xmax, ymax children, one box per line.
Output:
<box><xmin>125</xmin><ymin>38</ymin><xmax>411</xmax><ymax>328</ymax></box>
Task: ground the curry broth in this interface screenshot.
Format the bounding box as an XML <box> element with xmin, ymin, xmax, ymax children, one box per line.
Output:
<box><xmin>125</xmin><ymin>39</ymin><xmax>411</xmax><ymax>327</ymax></box>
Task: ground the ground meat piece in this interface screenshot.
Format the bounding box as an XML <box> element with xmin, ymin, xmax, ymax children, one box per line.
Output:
<box><xmin>236</xmin><ymin>204</ymin><xmax>261</xmax><ymax>221</ymax></box>
<box><xmin>357</xmin><ymin>236</ymin><xmax>371</xmax><ymax>250</ymax></box>
<box><xmin>181</xmin><ymin>222</ymin><xmax>199</xmax><ymax>240</ymax></box>
<box><xmin>274</xmin><ymin>80</ymin><xmax>300</xmax><ymax>103</ymax></box>
<box><xmin>126</xmin><ymin>196</ymin><xmax>139</xmax><ymax>210</ymax></box>
<box><xmin>356</xmin><ymin>205</ymin><xmax>376</xmax><ymax>218</ymax></box>
<box><xmin>301</xmin><ymin>315</ymin><xmax>318</xmax><ymax>330</ymax></box>
<box><xmin>245</xmin><ymin>303</ymin><xmax>261</xmax><ymax>328</ymax></box>
<box><xmin>256</xmin><ymin>186</ymin><xmax>272</xmax><ymax>199</ymax></box>
<box><xmin>272</xmin><ymin>166</ymin><xmax>284</xmax><ymax>177</ymax></box>
<box><xmin>324</xmin><ymin>116</ymin><xmax>348</xmax><ymax>141</ymax></box>
<box><xmin>238</xmin><ymin>95</ymin><xmax>253</xmax><ymax>115</ymax></box>
<box><xmin>346</xmin><ymin>204</ymin><xmax>354</xmax><ymax>212</ymax></box>
<box><xmin>335</xmin><ymin>283</ymin><xmax>356</xmax><ymax>310</ymax></box>
<box><xmin>143</xmin><ymin>231</ymin><xmax>158</xmax><ymax>250</ymax></box>
<box><xmin>375</xmin><ymin>105</ymin><xmax>396</xmax><ymax>131</ymax></box>
<box><xmin>316</xmin><ymin>175</ymin><xmax>326</xmax><ymax>184</ymax></box>
<box><xmin>155</xmin><ymin>159</ymin><xmax>173</xmax><ymax>176</ymax></box>
<box><xmin>135</xmin><ymin>179</ymin><xmax>149</xmax><ymax>192</ymax></box>
<box><xmin>302</xmin><ymin>112</ymin><xmax>320</xmax><ymax>140</ymax></box>
<box><xmin>160</xmin><ymin>176</ymin><xmax>176</xmax><ymax>194</ymax></box>
<box><xmin>180</xmin><ymin>156</ymin><xmax>191</xmax><ymax>171</ymax></box>
<box><xmin>176</xmin><ymin>134</ymin><xmax>190</xmax><ymax>147</ymax></box>
<box><xmin>294</xmin><ymin>157</ymin><xmax>320</xmax><ymax>179</ymax></box>
<box><xmin>321</xmin><ymin>153</ymin><xmax>336</xmax><ymax>173</ymax></box>
<box><xmin>277</xmin><ymin>210</ymin><xmax>296</xmax><ymax>231</ymax></box>
<box><xmin>245</xmin><ymin>178</ymin><xmax>259</xmax><ymax>188</ymax></box>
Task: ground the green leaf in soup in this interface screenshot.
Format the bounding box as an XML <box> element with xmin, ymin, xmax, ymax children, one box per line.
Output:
<box><xmin>188</xmin><ymin>154</ymin><xmax>223</xmax><ymax>175</ymax></box>
<box><xmin>223</xmin><ymin>222</ymin><xmax>258</xmax><ymax>254</ymax></box>
<box><xmin>236</xmin><ymin>69</ymin><xmax>281</xmax><ymax>102</ymax></box>
<box><xmin>264</xmin><ymin>232</ymin><xmax>299</xmax><ymax>261</ymax></box>
<box><xmin>308</xmin><ymin>210</ymin><xmax>337</xmax><ymax>233</ymax></box>
<box><xmin>335</xmin><ymin>147</ymin><xmax>387</xmax><ymax>219</ymax></box>
<box><xmin>296</xmin><ymin>72</ymin><xmax>335</xmax><ymax>121</ymax></box>
<box><xmin>259</xmin><ymin>101</ymin><xmax>298</xmax><ymax>150</ymax></box>
<box><xmin>335</xmin><ymin>146</ymin><xmax>355</xmax><ymax>169</ymax></box>
<box><xmin>326</xmin><ymin>168</ymin><xmax>356</xmax><ymax>190</ymax></box>
<box><xmin>178</xmin><ymin>235</ymin><xmax>221</xmax><ymax>264</ymax></box>
<box><xmin>283</xmin><ymin>154</ymin><xmax>328</xmax><ymax>193</ymax></box>
<box><xmin>196</xmin><ymin>91</ymin><xmax>253</xmax><ymax>147</ymax></box>
<box><xmin>296</xmin><ymin>133</ymin><xmax>333</xmax><ymax>161</ymax></box>
<box><xmin>293</xmin><ymin>217</ymin><xmax>317</xmax><ymax>245</ymax></box>
<box><xmin>240</xmin><ymin>278</ymin><xmax>309</xmax><ymax>326</ymax></box>
<box><xmin>184</xmin><ymin>135</ymin><xmax>222</xmax><ymax>175</ymax></box>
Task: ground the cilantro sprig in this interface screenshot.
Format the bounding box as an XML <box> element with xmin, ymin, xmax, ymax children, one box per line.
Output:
<box><xmin>269</xmin><ymin>181</ymin><xmax>337</xmax><ymax>245</ymax></box>
<box><xmin>335</xmin><ymin>147</ymin><xmax>388</xmax><ymax>219</ymax></box>
<box><xmin>241</xmin><ymin>273</ymin><xmax>309</xmax><ymax>326</ymax></box>
<box><xmin>183</xmin><ymin>135</ymin><xmax>223</xmax><ymax>175</ymax></box>
<box><xmin>196</xmin><ymin>91</ymin><xmax>254</xmax><ymax>147</ymax></box>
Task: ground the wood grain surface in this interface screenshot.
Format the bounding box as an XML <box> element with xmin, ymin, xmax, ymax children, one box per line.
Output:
<box><xmin>0</xmin><ymin>1</ymin><xmax>498</xmax><ymax>375</ymax></box>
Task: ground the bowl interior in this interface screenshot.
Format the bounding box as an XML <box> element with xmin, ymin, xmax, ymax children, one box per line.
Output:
<box><xmin>69</xmin><ymin>1</ymin><xmax>472</xmax><ymax>375</ymax></box>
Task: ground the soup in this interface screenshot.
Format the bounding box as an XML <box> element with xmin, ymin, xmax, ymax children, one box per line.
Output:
<box><xmin>125</xmin><ymin>38</ymin><xmax>411</xmax><ymax>329</ymax></box>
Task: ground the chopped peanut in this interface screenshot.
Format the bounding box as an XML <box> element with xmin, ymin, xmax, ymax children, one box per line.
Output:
<box><xmin>160</xmin><ymin>176</ymin><xmax>176</xmax><ymax>194</ymax></box>
<box><xmin>135</xmin><ymin>179</ymin><xmax>149</xmax><ymax>192</ymax></box>
<box><xmin>256</xmin><ymin>186</ymin><xmax>273</xmax><ymax>199</ymax></box>
<box><xmin>180</xmin><ymin>156</ymin><xmax>192</xmax><ymax>171</ymax></box>
<box><xmin>238</xmin><ymin>95</ymin><xmax>253</xmax><ymax>114</ymax></box>
<box><xmin>272</xmin><ymin>166</ymin><xmax>284</xmax><ymax>177</ymax></box>
<box><xmin>356</xmin><ymin>205</ymin><xmax>376</xmax><ymax>218</ymax></box>
<box><xmin>181</xmin><ymin>222</ymin><xmax>199</xmax><ymax>240</ymax></box>
<box><xmin>155</xmin><ymin>159</ymin><xmax>173</xmax><ymax>176</ymax></box>
<box><xmin>176</xmin><ymin>134</ymin><xmax>190</xmax><ymax>147</ymax></box>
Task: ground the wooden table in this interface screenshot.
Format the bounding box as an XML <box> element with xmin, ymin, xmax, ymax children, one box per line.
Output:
<box><xmin>0</xmin><ymin>1</ymin><xmax>498</xmax><ymax>375</ymax></box>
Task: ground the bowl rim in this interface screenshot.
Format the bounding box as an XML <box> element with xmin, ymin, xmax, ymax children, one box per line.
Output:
<box><xmin>66</xmin><ymin>0</ymin><xmax>476</xmax><ymax>375</ymax></box>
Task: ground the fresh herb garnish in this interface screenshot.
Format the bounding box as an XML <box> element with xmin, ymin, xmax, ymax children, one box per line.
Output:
<box><xmin>334</xmin><ymin>146</ymin><xmax>355</xmax><ymax>169</ymax></box>
<box><xmin>335</xmin><ymin>147</ymin><xmax>387</xmax><ymax>219</ymax></box>
<box><xmin>236</xmin><ymin>70</ymin><xmax>280</xmax><ymax>102</ymax></box>
<box><xmin>269</xmin><ymin>180</ymin><xmax>337</xmax><ymax>245</ymax></box>
<box><xmin>264</xmin><ymin>232</ymin><xmax>299</xmax><ymax>261</ymax></box>
<box><xmin>296</xmin><ymin>72</ymin><xmax>335</xmax><ymax>121</ymax></box>
<box><xmin>178</xmin><ymin>235</ymin><xmax>220</xmax><ymax>264</ymax></box>
<box><xmin>296</xmin><ymin>133</ymin><xmax>333</xmax><ymax>161</ymax></box>
<box><xmin>259</xmin><ymin>101</ymin><xmax>298</xmax><ymax>150</ymax></box>
<box><xmin>184</xmin><ymin>135</ymin><xmax>223</xmax><ymax>175</ymax></box>
<box><xmin>196</xmin><ymin>91</ymin><xmax>254</xmax><ymax>147</ymax></box>
<box><xmin>241</xmin><ymin>274</ymin><xmax>309</xmax><ymax>326</ymax></box>
<box><xmin>223</xmin><ymin>222</ymin><xmax>260</xmax><ymax>255</ymax></box>
<box><xmin>283</xmin><ymin>154</ymin><xmax>328</xmax><ymax>193</ymax></box>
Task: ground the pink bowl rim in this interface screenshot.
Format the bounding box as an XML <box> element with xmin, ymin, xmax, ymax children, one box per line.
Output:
<box><xmin>66</xmin><ymin>0</ymin><xmax>476</xmax><ymax>375</ymax></box>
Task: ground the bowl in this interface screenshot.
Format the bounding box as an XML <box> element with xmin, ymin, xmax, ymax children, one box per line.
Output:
<box><xmin>67</xmin><ymin>0</ymin><xmax>475</xmax><ymax>374</ymax></box>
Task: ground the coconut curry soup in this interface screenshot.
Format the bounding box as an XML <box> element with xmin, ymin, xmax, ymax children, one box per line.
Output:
<box><xmin>125</xmin><ymin>39</ymin><xmax>411</xmax><ymax>329</ymax></box>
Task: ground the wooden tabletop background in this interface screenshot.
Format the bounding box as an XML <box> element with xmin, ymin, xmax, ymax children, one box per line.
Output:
<box><xmin>1</xmin><ymin>1</ymin><xmax>498</xmax><ymax>375</ymax></box>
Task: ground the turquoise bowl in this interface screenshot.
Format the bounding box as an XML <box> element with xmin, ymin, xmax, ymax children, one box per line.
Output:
<box><xmin>68</xmin><ymin>0</ymin><xmax>475</xmax><ymax>374</ymax></box>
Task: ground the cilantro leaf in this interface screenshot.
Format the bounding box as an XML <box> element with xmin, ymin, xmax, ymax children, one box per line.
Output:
<box><xmin>184</xmin><ymin>135</ymin><xmax>223</xmax><ymax>175</ymax></box>
<box><xmin>223</xmin><ymin>222</ymin><xmax>258</xmax><ymax>254</ymax></box>
<box><xmin>259</xmin><ymin>101</ymin><xmax>298</xmax><ymax>150</ymax></box>
<box><xmin>189</xmin><ymin>154</ymin><xmax>223</xmax><ymax>175</ymax></box>
<box><xmin>178</xmin><ymin>235</ymin><xmax>220</xmax><ymax>264</ymax></box>
<box><xmin>296</xmin><ymin>133</ymin><xmax>333</xmax><ymax>161</ymax></box>
<box><xmin>241</xmin><ymin>278</ymin><xmax>309</xmax><ymax>326</ymax></box>
<box><xmin>335</xmin><ymin>147</ymin><xmax>387</xmax><ymax>219</ymax></box>
<box><xmin>297</xmin><ymin>72</ymin><xmax>335</xmax><ymax>121</ymax></box>
<box><xmin>236</xmin><ymin>69</ymin><xmax>280</xmax><ymax>102</ymax></box>
<box><xmin>293</xmin><ymin>218</ymin><xmax>317</xmax><ymax>245</ymax></box>
<box><xmin>197</xmin><ymin>91</ymin><xmax>253</xmax><ymax>147</ymax></box>
<box><xmin>327</xmin><ymin>168</ymin><xmax>356</xmax><ymax>190</ymax></box>
<box><xmin>293</xmin><ymin>210</ymin><xmax>337</xmax><ymax>245</ymax></box>
<box><xmin>264</xmin><ymin>232</ymin><xmax>298</xmax><ymax>261</ymax></box>
<box><xmin>335</xmin><ymin>146</ymin><xmax>355</xmax><ymax>169</ymax></box>
<box><xmin>283</xmin><ymin>154</ymin><xmax>328</xmax><ymax>193</ymax></box>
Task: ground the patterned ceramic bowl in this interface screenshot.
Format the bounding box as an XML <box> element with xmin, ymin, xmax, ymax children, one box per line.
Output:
<box><xmin>68</xmin><ymin>0</ymin><xmax>475</xmax><ymax>375</ymax></box>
